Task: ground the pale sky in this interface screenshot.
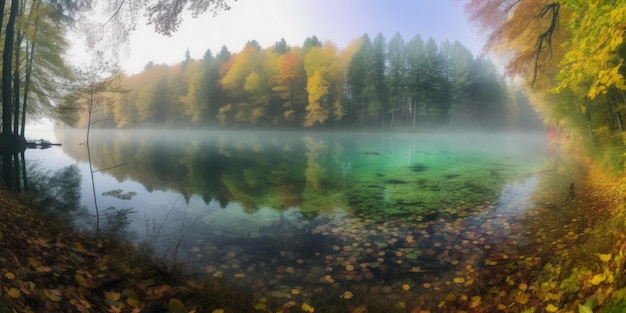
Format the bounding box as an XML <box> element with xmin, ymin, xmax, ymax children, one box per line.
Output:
<box><xmin>101</xmin><ymin>0</ymin><xmax>484</xmax><ymax>74</ymax></box>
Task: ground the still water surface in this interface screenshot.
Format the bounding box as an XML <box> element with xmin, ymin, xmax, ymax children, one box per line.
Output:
<box><xmin>25</xmin><ymin>129</ymin><xmax>548</xmax><ymax>304</ymax></box>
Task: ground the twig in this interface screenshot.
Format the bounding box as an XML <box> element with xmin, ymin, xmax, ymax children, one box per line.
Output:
<box><xmin>92</xmin><ymin>162</ymin><xmax>128</xmax><ymax>173</ymax></box>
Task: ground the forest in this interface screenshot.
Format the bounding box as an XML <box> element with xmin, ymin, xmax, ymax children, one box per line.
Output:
<box><xmin>57</xmin><ymin>34</ymin><xmax>542</xmax><ymax>130</ymax></box>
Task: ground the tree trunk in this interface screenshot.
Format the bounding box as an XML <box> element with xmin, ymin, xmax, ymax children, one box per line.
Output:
<box><xmin>21</xmin><ymin>0</ymin><xmax>41</xmax><ymax>137</ymax></box>
<box><xmin>21</xmin><ymin>33</ymin><xmax>37</xmax><ymax>137</ymax></box>
<box><xmin>13</xmin><ymin>31</ymin><xmax>22</xmax><ymax>136</ymax></box>
<box><xmin>2</xmin><ymin>0</ymin><xmax>19</xmax><ymax>137</ymax></box>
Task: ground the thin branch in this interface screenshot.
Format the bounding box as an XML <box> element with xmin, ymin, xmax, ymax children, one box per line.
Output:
<box><xmin>102</xmin><ymin>0</ymin><xmax>125</xmax><ymax>27</ymax></box>
<box><xmin>532</xmin><ymin>2</ymin><xmax>560</xmax><ymax>84</ymax></box>
<box><xmin>92</xmin><ymin>162</ymin><xmax>128</xmax><ymax>173</ymax></box>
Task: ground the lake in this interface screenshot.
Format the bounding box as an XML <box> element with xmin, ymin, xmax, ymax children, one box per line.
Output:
<box><xmin>24</xmin><ymin>129</ymin><xmax>550</xmax><ymax>307</ymax></box>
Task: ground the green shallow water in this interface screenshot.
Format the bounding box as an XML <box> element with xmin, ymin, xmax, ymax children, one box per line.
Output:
<box><xmin>47</xmin><ymin>130</ymin><xmax>549</xmax><ymax>308</ymax></box>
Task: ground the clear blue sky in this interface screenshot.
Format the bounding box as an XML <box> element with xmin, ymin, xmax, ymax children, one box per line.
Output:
<box><xmin>116</xmin><ymin>0</ymin><xmax>484</xmax><ymax>74</ymax></box>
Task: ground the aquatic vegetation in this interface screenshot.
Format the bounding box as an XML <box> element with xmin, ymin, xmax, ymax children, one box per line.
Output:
<box><xmin>408</xmin><ymin>163</ymin><xmax>427</xmax><ymax>172</ymax></box>
<box><xmin>102</xmin><ymin>189</ymin><xmax>137</xmax><ymax>200</ymax></box>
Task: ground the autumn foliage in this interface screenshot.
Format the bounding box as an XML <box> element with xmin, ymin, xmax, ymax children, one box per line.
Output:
<box><xmin>59</xmin><ymin>34</ymin><xmax>541</xmax><ymax>130</ymax></box>
<box><xmin>466</xmin><ymin>0</ymin><xmax>626</xmax><ymax>171</ymax></box>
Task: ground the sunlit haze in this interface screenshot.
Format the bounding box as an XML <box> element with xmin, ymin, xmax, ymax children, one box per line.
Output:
<box><xmin>73</xmin><ymin>0</ymin><xmax>484</xmax><ymax>74</ymax></box>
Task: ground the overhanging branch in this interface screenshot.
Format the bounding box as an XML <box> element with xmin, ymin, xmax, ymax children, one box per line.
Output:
<box><xmin>532</xmin><ymin>2</ymin><xmax>560</xmax><ymax>84</ymax></box>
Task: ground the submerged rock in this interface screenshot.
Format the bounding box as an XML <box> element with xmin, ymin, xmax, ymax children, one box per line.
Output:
<box><xmin>408</xmin><ymin>164</ymin><xmax>427</xmax><ymax>172</ymax></box>
<box><xmin>385</xmin><ymin>179</ymin><xmax>409</xmax><ymax>185</ymax></box>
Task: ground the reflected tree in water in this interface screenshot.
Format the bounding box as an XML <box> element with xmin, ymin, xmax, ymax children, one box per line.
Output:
<box><xmin>27</xmin><ymin>164</ymin><xmax>82</xmax><ymax>214</ymax></box>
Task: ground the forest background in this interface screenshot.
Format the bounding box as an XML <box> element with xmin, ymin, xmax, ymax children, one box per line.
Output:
<box><xmin>56</xmin><ymin>33</ymin><xmax>542</xmax><ymax>130</ymax></box>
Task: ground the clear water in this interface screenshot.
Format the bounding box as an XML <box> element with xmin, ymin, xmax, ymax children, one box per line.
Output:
<box><xmin>24</xmin><ymin>129</ymin><xmax>548</xmax><ymax>305</ymax></box>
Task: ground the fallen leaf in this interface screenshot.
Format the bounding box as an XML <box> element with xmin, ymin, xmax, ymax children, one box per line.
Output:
<box><xmin>578</xmin><ymin>304</ymin><xmax>593</xmax><ymax>313</ymax></box>
<box><xmin>590</xmin><ymin>274</ymin><xmax>606</xmax><ymax>285</ymax></box>
<box><xmin>105</xmin><ymin>291</ymin><xmax>121</xmax><ymax>301</ymax></box>
<box><xmin>36</xmin><ymin>266</ymin><xmax>52</xmax><ymax>273</ymax></box>
<box><xmin>44</xmin><ymin>289</ymin><xmax>62</xmax><ymax>302</ymax></box>
<box><xmin>168</xmin><ymin>298</ymin><xmax>188</xmax><ymax>313</ymax></box>
<box><xmin>598</xmin><ymin>253</ymin><xmax>612</xmax><ymax>262</ymax></box>
<box><xmin>126</xmin><ymin>297</ymin><xmax>139</xmax><ymax>308</ymax></box>
<box><xmin>545</xmin><ymin>303</ymin><xmax>558</xmax><ymax>312</ymax></box>
<box><xmin>342</xmin><ymin>291</ymin><xmax>353</xmax><ymax>299</ymax></box>
<box><xmin>7</xmin><ymin>288</ymin><xmax>20</xmax><ymax>298</ymax></box>
<box><xmin>470</xmin><ymin>296</ymin><xmax>481</xmax><ymax>308</ymax></box>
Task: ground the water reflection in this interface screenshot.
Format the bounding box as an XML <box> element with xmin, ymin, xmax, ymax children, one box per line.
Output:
<box><xmin>56</xmin><ymin>130</ymin><xmax>546</xmax><ymax>216</ymax></box>
<box><xmin>50</xmin><ymin>130</ymin><xmax>549</xmax><ymax>306</ymax></box>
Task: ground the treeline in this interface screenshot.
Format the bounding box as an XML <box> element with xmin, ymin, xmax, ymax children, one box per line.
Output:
<box><xmin>61</xmin><ymin>33</ymin><xmax>541</xmax><ymax>130</ymax></box>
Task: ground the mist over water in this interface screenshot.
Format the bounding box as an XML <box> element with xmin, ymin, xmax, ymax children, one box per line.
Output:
<box><xmin>24</xmin><ymin>129</ymin><xmax>549</xmax><ymax>303</ymax></box>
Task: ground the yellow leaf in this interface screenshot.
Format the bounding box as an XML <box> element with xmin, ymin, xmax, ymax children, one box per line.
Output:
<box><xmin>7</xmin><ymin>288</ymin><xmax>20</xmax><ymax>298</ymax></box>
<box><xmin>126</xmin><ymin>297</ymin><xmax>139</xmax><ymax>308</ymax></box>
<box><xmin>545</xmin><ymin>303</ymin><xmax>558</xmax><ymax>312</ymax></box>
<box><xmin>590</xmin><ymin>274</ymin><xmax>606</xmax><ymax>285</ymax></box>
<box><xmin>105</xmin><ymin>291</ymin><xmax>121</xmax><ymax>301</ymax></box>
<box><xmin>341</xmin><ymin>291</ymin><xmax>353</xmax><ymax>299</ymax></box>
<box><xmin>44</xmin><ymin>289</ymin><xmax>62</xmax><ymax>302</ymax></box>
<box><xmin>212</xmin><ymin>310</ymin><xmax>225</xmax><ymax>313</ymax></box>
<box><xmin>301</xmin><ymin>302</ymin><xmax>315</xmax><ymax>313</ymax></box>
<box><xmin>470</xmin><ymin>296</ymin><xmax>481</xmax><ymax>308</ymax></box>
<box><xmin>497</xmin><ymin>303</ymin><xmax>507</xmax><ymax>310</ymax></box>
<box><xmin>4</xmin><ymin>272</ymin><xmax>15</xmax><ymax>280</ymax></box>
<box><xmin>599</xmin><ymin>253</ymin><xmax>612</xmax><ymax>262</ymax></box>
<box><xmin>453</xmin><ymin>277</ymin><xmax>465</xmax><ymax>284</ymax></box>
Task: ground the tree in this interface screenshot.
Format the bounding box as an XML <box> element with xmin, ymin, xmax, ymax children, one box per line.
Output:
<box><xmin>56</xmin><ymin>69</ymin><xmax>125</xmax><ymax>232</ymax></box>
<box><xmin>303</xmin><ymin>43</ymin><xmax>345</xmax><ymax>127</ymax></box>
<box><xmin>17</xmin><ymin>0</ymin><xmax>73</xmax><ymax>134</ymax></box>
<box><xmin>273</xmin><ymin>38</ymin><xmax>290</xmax><ymax>55</ymax></box>
<box><xmin>445</xmin><ymin>41</ymin><xmax>474</xmax><ymax>127</ymax></box>
<box><xmin>274</xmin><ymin>50</ymin><xmax>306</xmax><ymax>123</ymax></box>
<box><xmin>347</xmin><ymin>34</ymin><xmax>376</xmax><ymax>126</ymax></box>
<box><xmin>385</xmin><ymin>33</ymin><xmax>406</xmax><ymax>127</ymax></box>
<box><xmin>0</xmin><ymin>0</ymin><xmax>90</xmax><ymax>151</ymax></box>
<box><xmin>144</xmin><ymin>0</ymin><xmax>233</xmax><ymax>35</ymax></box>
<box><xmin>369</xmin><ymin>33</ymin><xmax>388</xmax><ymax>126</ymax></box>
<box><xmin>466</xmin><ymin>0</ymin><xmax>626</xmax><ymax>170</ymax></box>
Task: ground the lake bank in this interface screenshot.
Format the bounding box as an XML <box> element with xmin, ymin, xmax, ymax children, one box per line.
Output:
<box><xmin>0</xmin><ymin>189</ymin><xmax>261</xmax><ymax>313</ymax></box>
